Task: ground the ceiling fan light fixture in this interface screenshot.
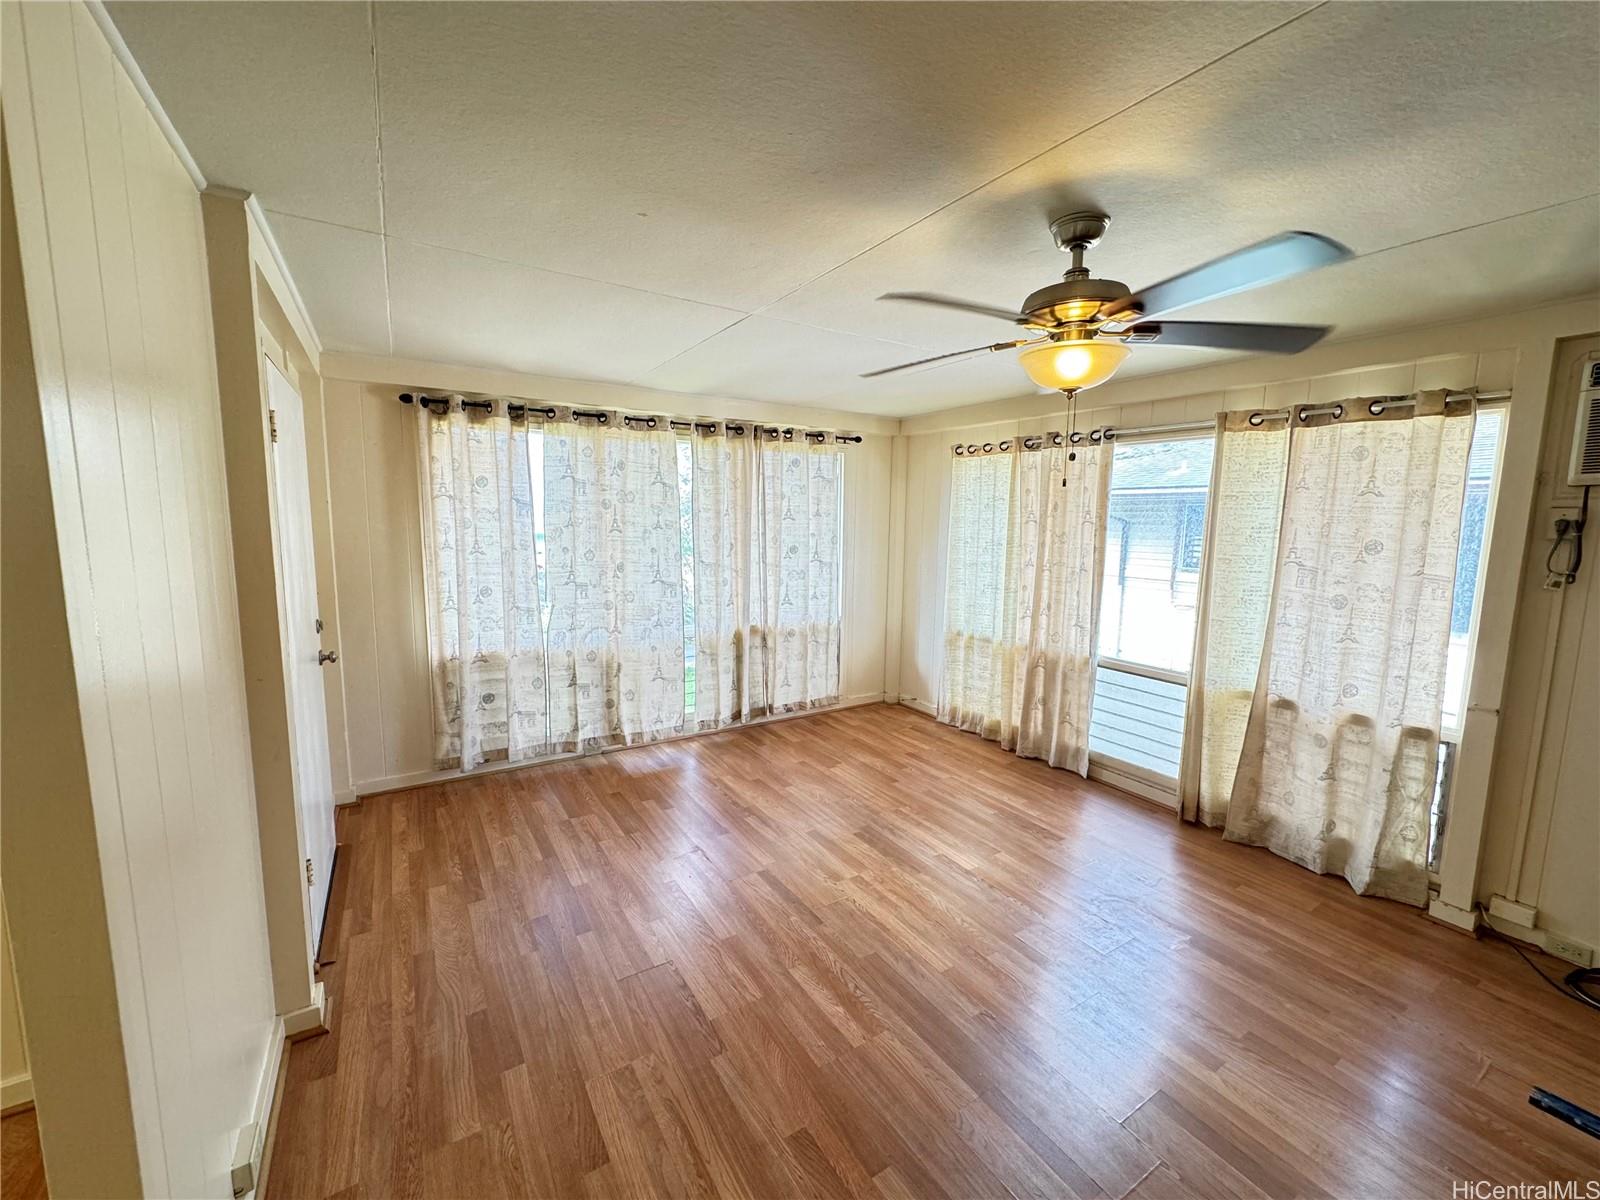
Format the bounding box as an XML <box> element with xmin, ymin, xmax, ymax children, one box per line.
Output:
<box><xmin>1019</xmin><ymin>338</ymin><xmax>1129</xmax><ymax>392</ymax></box>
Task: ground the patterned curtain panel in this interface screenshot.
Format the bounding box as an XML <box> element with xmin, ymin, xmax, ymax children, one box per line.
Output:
<box><xmin>690</xmin><ymin>423</ymin><xmax>758</xmax><ymax>729</ymax></box>
<box><xmin>543</xmin><ymin>413</ymin><xmax>687</xmax><ymax>751</ymax></box>
<box><xmin>939</xmin><ymin>440</ymin><xmax>1110</xmax><ymax>777</ymax></box>
<box><xmin>1224</xmin><ymin>392</ymin><xmax>1474</xmax><ymax>904</ymax></box>
<box><xmin>1178</xmin><ymin>412</ymin><xmax>1291</xmax><ymax>826</ymax></box>
<box><xmin>753</xmin><ymin>431</ymin><xmax>844</xmax><ymax>713</ymax></box>
<box><xmin>1010</xmin><ymin>443</ymin><xmax>1111</xmax><ymax>773</ymax></box>
<box><xmin>416</xmin><ymin>402</ymin><xmax>548</xmax><ymax>771</ymax></box>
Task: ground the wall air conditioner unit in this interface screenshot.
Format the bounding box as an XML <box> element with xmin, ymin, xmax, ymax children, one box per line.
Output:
<box><xmin>1571</xmin><ymin>354</ymin><xmax>1600</xmax><ymax>486</ymax></box>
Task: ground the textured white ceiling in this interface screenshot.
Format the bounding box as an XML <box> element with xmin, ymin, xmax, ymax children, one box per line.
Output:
<box><xmin>109</xmin><ymin>1</ymin><xmax>1600</xmax><ymax>417</ymax></box>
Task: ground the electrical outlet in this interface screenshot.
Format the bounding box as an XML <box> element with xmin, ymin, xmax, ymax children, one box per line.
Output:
<box><xmin>1543</xmin><ymin>934</ymin><xmax>1594</xmax><ymax>968</ymax></box>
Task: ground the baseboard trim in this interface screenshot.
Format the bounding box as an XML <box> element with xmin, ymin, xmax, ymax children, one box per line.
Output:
<box><xmin>0</xmin><ymin>1071</ymin><xmax>33</xmax><ymax>1115</ymax></box>
<box><xmin>251</xmin><ymin>1029</ymin><xmax>293</xmax><ymax>1200</ymax></box>
<box><xmin>1481</xmin><ymin>912</ymin><xmax>1596</xmax><ymax>968</ymax></box>
<box><xmin>1427</xmin><ymin>897</ymin><xmax>1482</xmax><ymax>935</ymax></box>
<box><xmin>282</xmin><ymin>980</ymin><xmax>329</xmax><ymax>1040</ymax></box>
<box><xmin>232</xmin><ymin>1016</ymin><xmax>286</xmax><ymax>1197</ymax></box>
<box><xmin>898</xmin><ymin>696</ymin><xmax>936</xmax><ymax>716</ymax></box>
<box><xmin>1487</xmin><ymin>894</ymin><xmax>1538</xmax><ymax>928</ymax></box>
<box><xmin>351</xmin><ymin>693</ymin><xmax>888</xmax><ymax>799</ymax></box>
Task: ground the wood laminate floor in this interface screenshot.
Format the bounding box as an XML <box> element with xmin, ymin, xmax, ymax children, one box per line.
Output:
<box><xmin>266</xmin><ymin>704</ymin><xmax>1599</xmax><ymax>1200</ymax></box>
<box><xmin>1</xmin><ymin>1109</ymin><xmax>48</xmax><ymax>1200</ymax></box>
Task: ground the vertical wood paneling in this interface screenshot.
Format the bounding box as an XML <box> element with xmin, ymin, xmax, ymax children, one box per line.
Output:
<box><xmin>69</xmin><ymin>17</ymin><xmax>210</xmax><ymax>1182</ymax></box>
<box><xmin>360</xmin><ymin>387</ymin><xmax>434</xmax><ymax>779</ymax></box>
<box><xmin>1</xmin><ymin>7</ymin><xmax>167</xmax><ymax>1182</ymax></box>
<box><xmin>1482</xmin><ymin>335</ymin><xmax>1600</xmax><ymax>953</ymax></box>
<box><xmin>5</xmin><ymin>4</ymin><xmax>278</xmax><ymax>1194</ymax></box>
<box><xmin>369</xmin><ymin>390</ymin><xmax>428</xmax><ymax>774</ymax></box>
<box><xmin>390</xmin><ymin>394</ymin><xmax>436</xmax><ymax>775</ymax></box>
<box><xmin>324</xmin><ymin>379</ymin><xmax>387</xmax><ymax>786</ymax></box>
<box><xmin>841</xmin><ymin>438</ymin><xmax>890</xmax><ymax>700</ymax></box>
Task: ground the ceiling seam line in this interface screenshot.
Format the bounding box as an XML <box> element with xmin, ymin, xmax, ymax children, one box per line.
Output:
<box><xmin>370</xmin><ymin>0</ymin><xmax>395</xmax><ymax>355</ymax></box>
<box><xmin>624</xmin><ymin>304</ymin><xmax>949</xmax><ymax>384</ymax></box>
<box><xmin>1337</xmin><ymin>192</ymin><xmax>1600</xmax><ymax>261</ymax></box>
<box><xmin>626</xmin><ymin>313</ymin><xmax>757</xmax><ymax>379</ymax></box>
<box><xmin>256</xmin><ymin>203</ymin><xmax>950</xmax><ymax>356</ymax></box>
<box><xmin>265</xmin><ymin>205</ymin><xmax>756</xmax><ymax>315</ymax></box>
<box><xmin>743</xmin><ymin>0</ymin><xmax>1331</xmax><ymax>319</ymax></box>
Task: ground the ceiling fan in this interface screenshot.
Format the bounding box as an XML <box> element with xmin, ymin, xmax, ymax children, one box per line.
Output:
<box><xmin>863</xmin><ymin>212</ymin><xmax>1353</xmax><ymax>393</ymax></box>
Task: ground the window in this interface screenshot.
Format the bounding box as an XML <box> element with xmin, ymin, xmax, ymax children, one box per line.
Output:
<box><xmin>1089</xmin><ymin>435</ymin><xmax>1215</xmax><ymax>780</ymax></box>
<box><xmin>1429</xmin><ymin>403</ymin><xmax>1506</xmax><ymax>867</ymax></box>
<box><xmin>1096</xmin><ymin>436</ymin><xmax>1216</xmax><ymax>673</ymax></box>
<box><xmin>677</xmin><ymin>436</ymin><xmax>697</xmax><ymax>713</ymax></box>
<box><xmin>1441</xmin><ymin>405</ymin><xmax>1506</xmax><ymax>733</ymax></box>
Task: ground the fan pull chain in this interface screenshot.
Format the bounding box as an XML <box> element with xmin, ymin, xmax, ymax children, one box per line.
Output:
<box><xmin>1065</xmin><ymin>388</ymin><xmax>1080</xmax><ymax>467</ymax></box>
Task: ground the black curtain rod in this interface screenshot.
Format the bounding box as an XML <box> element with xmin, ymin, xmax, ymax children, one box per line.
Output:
<box><xmin>398</xmin><ymin>392</ymin><xmax>863</xmax><ymax>443</ymax></box>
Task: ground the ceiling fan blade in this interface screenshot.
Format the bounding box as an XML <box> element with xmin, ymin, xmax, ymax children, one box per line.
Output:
<box><xmin>879</xmin><ymin>291</ymin><xmax>1041</xmax><ymax>326</ymax></box>
<box><xmin>1123</xmin><ymin>321</ymin><xmax>1331</xmax><ymax>354</ymax></box>
<box><xmin>860</xmin><ymin>339</ymin><xmax>1032</xmax><ymax>378</ymax></box>
<box><xmin>1100</xmin><ymin>232</ymin><xmax>1352</xmax><ymax>326</ymax></box>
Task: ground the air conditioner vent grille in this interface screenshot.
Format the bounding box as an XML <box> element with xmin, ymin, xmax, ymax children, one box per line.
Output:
<box><xmin>1581</xmin><ymin>394</ymin><xmax>1600</xmax><ymax>478</ymax></box>
<box><xmin>1572</xmin><ymin>355</ymin><xmax>1600</xmax><ymax>487</ymax></box>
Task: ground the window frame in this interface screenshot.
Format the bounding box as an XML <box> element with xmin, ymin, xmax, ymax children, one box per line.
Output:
<box><xmin>1428</xmin><ymin>399</ymin><xmax>1509</xmax><ymax>875</ymax></box>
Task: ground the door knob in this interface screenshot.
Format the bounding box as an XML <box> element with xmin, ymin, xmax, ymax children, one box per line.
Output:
<box><xmin>318</xmin><ymin>649</ymin><xmax>339</xmax><ymax>666</ymax></box>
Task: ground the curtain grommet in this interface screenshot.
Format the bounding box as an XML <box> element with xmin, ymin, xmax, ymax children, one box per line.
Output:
<box><xmin>1248</xmin><ymin>412</ymin><xmax>1265</xmax><ymax>427</ymax></box>
<box><xmin>1369</xmin><ymin>400</ymin><xmax>1386</xmax><ymax>416</ymax></box>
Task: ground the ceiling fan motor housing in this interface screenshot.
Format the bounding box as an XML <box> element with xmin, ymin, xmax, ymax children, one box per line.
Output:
<box><xmin>1022</xmin><ymin>277</ymin><xmax>1132</xmax><ymax>327</ymax></box>
<box><xmin>1025</xmin><ymin>211</ymin><xmax>1131</xmax><ymax>326</ymax></box>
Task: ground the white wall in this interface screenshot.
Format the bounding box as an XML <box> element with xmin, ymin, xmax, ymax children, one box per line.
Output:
<box><xmin>0</xmin><ymin>900</ymin><xmax>28</xmax><ymax>1111</ymax></box>
<box><xmin>892</xmin><ymin>297</ymin><xmax>1600</xmax><ymax>957</ymax></box>
<box><xmin>3</xmin><ymin>3</ymin><xmax>278</xmax><ymax>1195</ymax></box>
<box><xmin>1481</xmin><ymin>333</ymin><xmax>1600</xmax><ymax>955</ymax></box>
<box><xmin>318</xmin><ymin>354</ymin><xmax>896</xmax><ymax>796</ymax></box>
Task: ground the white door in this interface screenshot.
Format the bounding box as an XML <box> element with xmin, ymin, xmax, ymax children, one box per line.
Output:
<box><xmin>265</xmin><ymin>356</ymin><xmax>336</xmax><ymax>953</ymax></box>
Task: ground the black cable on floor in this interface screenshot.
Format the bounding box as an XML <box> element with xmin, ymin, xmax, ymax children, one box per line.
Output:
<box><xmin>1477</xmin><ymin>906</ymin><xmax>1600</xmax><ymax>1012</ymax></box>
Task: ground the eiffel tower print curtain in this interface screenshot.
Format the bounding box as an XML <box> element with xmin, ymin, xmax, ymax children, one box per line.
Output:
<box><xmin>1221</xmin><ymin>391</ymin><xmax>1475</xmax><ymax>904</ymax></box>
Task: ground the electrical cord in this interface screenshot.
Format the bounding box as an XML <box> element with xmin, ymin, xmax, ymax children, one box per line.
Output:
<box><xmin>1477</xmin><ymin>906</ymin><xmax>1600</xmax><ymax>1012</ymax></box>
